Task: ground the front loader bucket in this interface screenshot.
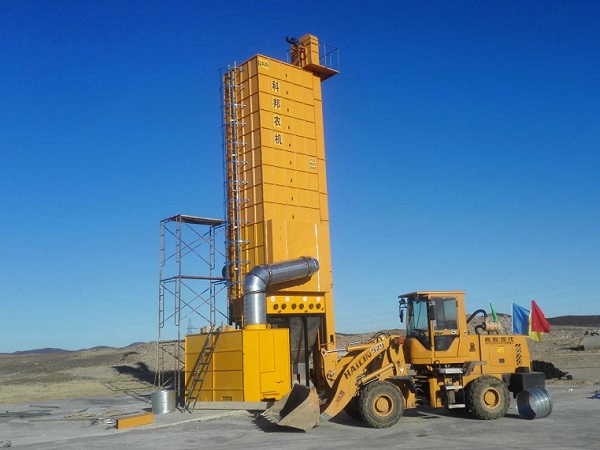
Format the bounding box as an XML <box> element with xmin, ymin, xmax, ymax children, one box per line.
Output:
<box><xmin>262</xmin><ymin>384</ymin><xmax>320</xmax><ymax>431</ymax></box>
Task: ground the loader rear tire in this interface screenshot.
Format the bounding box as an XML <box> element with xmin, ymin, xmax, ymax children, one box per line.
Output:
<box><xmin>359</xmin><ymin>380</ymin><xmax>404</xmax><ymax>428</ymax></box>
<box><xmin>466</xmin><ymin>376</ymin><xmax>510</xmax><ymax>420</ymax></box>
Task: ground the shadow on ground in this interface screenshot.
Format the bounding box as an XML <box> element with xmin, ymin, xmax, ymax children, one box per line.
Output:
<box><xmin>113</xmin><ymin>362</ymin><xmax>155</xmax><ymax>384</ymax></box>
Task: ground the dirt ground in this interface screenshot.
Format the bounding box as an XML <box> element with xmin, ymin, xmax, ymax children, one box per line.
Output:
<box><xmin>1</xmin><ymin>326</ymin><xmax>599</xmax><ymax>405</ymax></box>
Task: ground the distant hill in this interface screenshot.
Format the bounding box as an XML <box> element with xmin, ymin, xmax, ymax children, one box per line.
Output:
<box><xmin>3</xmin><ymin>345</ymin><xmax>113</xmax><ymax>356</ymax></box>
<box><xmin>7</xmin><ymin>348</ymin><xmax>74</xmax><ymax>356</ymax></box>
<box><xmin>548</xmin><ymin>315</ymin><xmax>600</xmax><ymax>327</ymax></box>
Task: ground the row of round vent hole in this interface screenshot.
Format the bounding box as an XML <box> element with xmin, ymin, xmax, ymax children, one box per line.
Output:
<box><xmin>272</xmin><ymin>303</ymin><xmax>322</xmax><ymax>311</ymax></box>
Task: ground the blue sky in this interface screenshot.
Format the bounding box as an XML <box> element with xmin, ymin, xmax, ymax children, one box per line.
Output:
<box><xmin>1</xmin><ymin>1</ymin><xmax>598</xmax><ymax>352</ymax></box>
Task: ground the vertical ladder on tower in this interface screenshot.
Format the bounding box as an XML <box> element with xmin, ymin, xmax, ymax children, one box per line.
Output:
<box><xmin>222</xmin><ymin>64</ymin><xmax>250</xmax><ymax>321</ymax></box>
<box><xmin>184</xmin><ymin>326</ymin><xmax>220</xmax><ymax>412</ymax></box>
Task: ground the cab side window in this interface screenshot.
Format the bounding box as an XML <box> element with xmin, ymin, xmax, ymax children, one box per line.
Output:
<box><xmin>433</xmin><ymin>297</ymin><xmax>458</xmax><ymax>330</ymax></box>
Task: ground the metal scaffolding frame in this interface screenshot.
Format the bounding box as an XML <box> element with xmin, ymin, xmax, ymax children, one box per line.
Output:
<box><xmin>157</xmin><ymin>214</ymin><xmax>227</xmax><ymax>400</ymax></box>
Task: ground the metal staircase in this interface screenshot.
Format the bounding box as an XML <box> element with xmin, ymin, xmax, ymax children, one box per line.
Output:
<box><xmin>184</xmin><ymin>326</ymin><xmax>220</xmax><ymax>412</ymax></box>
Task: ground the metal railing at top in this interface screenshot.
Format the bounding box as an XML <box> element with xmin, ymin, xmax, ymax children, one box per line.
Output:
<box><xmin>319</xmin><ymin>41</ymin><xmax>340</xmax><ymax>72</ymax></box>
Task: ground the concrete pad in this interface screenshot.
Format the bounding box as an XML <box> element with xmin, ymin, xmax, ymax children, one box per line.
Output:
<box><xmin>2</xmin><ymin>385</ymin><xmax>600</xmax><ymax>449</ymax></box>
<box><xmin>0</xmin><ymin>392</ymin><xmax>249</xmax><ymax>448</ymax></box>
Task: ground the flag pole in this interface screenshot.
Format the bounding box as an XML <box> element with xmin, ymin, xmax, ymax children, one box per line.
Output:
<box><xmin>511</xmin><ymin>302</ymin><xmax>513</xmax><ymax>334</ymax></box>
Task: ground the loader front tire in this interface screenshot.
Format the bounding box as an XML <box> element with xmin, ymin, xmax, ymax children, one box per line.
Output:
<box><xmin>359</xmin><ymin>380</ymin><xmax>404</xmax><ymax>428</ymax></box>
<box><xmin>344</xmin><ymin>396</ymin><xmax>362</xmax><ymax>420</ymax></box>
<box><xmin>466</xmin><ymin>376</ymin><xmax>510</xmax><ymax>420</ymax></box>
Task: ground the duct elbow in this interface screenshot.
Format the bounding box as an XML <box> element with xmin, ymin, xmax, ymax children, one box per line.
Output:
<box><xmin>242</xmin><ymin>257</ymin><xmax>320</xmax><ymax>327</ymax></box>
<box><xmin>243</xmin><ymin>268</ymin><xmax>269</xmax><ymax>295</ymax></box>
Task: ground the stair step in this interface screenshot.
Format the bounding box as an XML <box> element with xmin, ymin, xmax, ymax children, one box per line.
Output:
<box><xmin>437</xmin><ymin>368</ymin><xmax>464</xmax><ymax>374</ymax></box>
<box><xmin>443</xmin><ymin>385</ymin><xmax>463</xmax><ymax>391</ymax></box>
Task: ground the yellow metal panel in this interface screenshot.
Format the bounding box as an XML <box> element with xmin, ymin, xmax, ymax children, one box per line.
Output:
<box><xmin>305</xmin><ymin>121</ymin><xmax>316</xmax><ymax>140</ymax></box>
<box><xmin>248</xmin><ymin>92</ymin><xmax>261</xmax><ymax>111</ymax></box>
<box><xmin>258</xmin><ymin>331</ymin><xmax>275</xmax><ymax>373</ymax></box>
<box><xmin>242</xmin><ymin>330</ymin><xmax>261</xmax><ymax>400</ymax></box>
<box><xmin>185</xmin><ymin>333</ymin><xmax>208</xmax><ymax>353</ymax></box>
<box><xmin>217</xmin><ymin>329</ymin><xmax>243</xmax><ymax>350</ymax></box>
<box><xmin>213</xmin><ymin>351</ymin><xmax>243</xmax><ymax>371</ymax></box>
<box><xmin>295</xmin><ymin>170</ymin><xmax>308</xmax><ymax>189</ymax></box>
<box><xmin>319</xmin><ymin>194</ymin><xmax>329</xmax><ymax>221</ymax></box>
<box><xmin>258</xmin><ymin>70</ymin><xmax>276</xmax><ymax>93</ymax></box>
<box><xmin>248</xmin><ymin>110</ymin><xmax>260</xmax><ymax>131</ymax></box>
<box><xmin>255</xmin><ymin>56</ymin><xmax>268</xmax><ymax>76</ymax></box>
<box><xmin>314</xmin><ymin>106</ymin><xmax>324</xmax><ymax>138</ymax></box>
<box><xmin>246</xmin><ymin>58</ymin><xmax>257</xmax><ymax>78</ymax></box>
<box><xmin>266</xmin><ymin>294</ymin><xmax>326</xmax><ymax>315</ymax></box>
<box><xmin>265</xmin><ymin>219</ymin><xmax>320</xmax><ymax>271</ymax></box>
<box><xmin>295</xmin><ymin>189</ymin><xmax>308</xmax><ymax>208</ymax></box>
<box><xmin>272</xmin><ymin>164</ymin><xmax>287</xmax><ymax>185</ymax></box>
<box><xmin>303</xmin><ymin>103</ymin><xmax>315</xmax><ymax>122</ymax></box>
<box><xmin>263</xmin><ymin>56</ymin><xmax>278</xmax><ymax>77</ymax></box>
<box><xmin>256</xmin><ymin>328</ymin><xmax>291</xmax><ymax>400</ymax></box>
<box><xmin>312</xmin><ymin>76</ymin><xmax>322</xmax><ymax>101</ymax></box>
<box><xmin>291</xmin><ymin>84</ymin><xmax>304</xmax><ymax>104</ymax></box>
<box><xmin>284</xmin><ymin>221</ymin><xmax>319</xmax><ymax>268</ymax></box>
<box><xmin>249</xmin><ymin>75</ymin><xmax>259</xmax><ymax>97</ymax></box>
<box><xmin>259</xmin><ymin>108</ymin><xmax>280</xmax><ymax>131</ymax></box>
<box><xmin>307</xmin><ymin>186</ymin><xmax>320</xmax><ymax>206</ymax></box>
<box><xmin>213</xmin><ymin>390</ymin><xmax>243</xmax><ymax>402</ymax></box>
<box><xmin>306</xmin><ymin>137</ymin><xmax>317</xmax><ymax>156</ymax></box>
<box><xmin>291</xmin><ymin>64</ymin><xmax>312</xmax><ymax>87</ymax></box>
<box><xmin>274</xmin><ymin>186</ymin><xmax>288</xmax><ymax>206</ymax></box>
<box><xmin>260</xmin><ymin>373</ymin><xmax>280</xmax><ymax>398</ymax></box>
<box><xmin>210</xmin><ymin>368</ymin><xmax>244</xmax><ymax>390</ymax></box>
<box><xmin>302</xmin><ymin>86</ymin><xmax>313</xmax><ymax>104</ymax></box>
<box><xmin>279</xmin><ymin>63</ymin><xmax>292</xmax><ymax>82</ymax></box>
<box><xmin>116</xmin><ymin>412</ymin><xmax>154</xmax><ymax>430</ymax></box>
<box><xmin>317</xmin><ymin>161</ymin><xmax>328</xmax><ymax>195</ymax></box>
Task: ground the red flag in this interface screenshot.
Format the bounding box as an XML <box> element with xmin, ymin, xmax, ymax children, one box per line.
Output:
<box><xmin>531</xmin><ymin>300</ymin><xmax>550</xmax><ymax>333</ymax></box>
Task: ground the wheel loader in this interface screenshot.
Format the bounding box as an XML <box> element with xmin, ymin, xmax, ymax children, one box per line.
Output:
<box><xmin>264</xmin><ymin>291</ymin><xmax>549</xmax><ymax>430</ymax></box>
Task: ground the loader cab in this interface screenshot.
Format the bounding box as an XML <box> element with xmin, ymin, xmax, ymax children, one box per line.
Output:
<box><xmin>399</xmin><ymin>291</ymin><xmax>466</xmax><ymax>361</ymax></box>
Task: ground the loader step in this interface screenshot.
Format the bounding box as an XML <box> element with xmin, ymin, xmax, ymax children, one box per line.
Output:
<box><xmin>443</xmin><ymin>385</ymin><xmax>463</xmax><ymax>391</ymax></box>
<box><xmin>448</xmin><ymin>404</ymin><xmax>466</xmax><ymax>409</ymax></box>
<box><xmin>437</xmin><ymin>368</ymin><xmax>464</xmax><ymax>374</ymax></box>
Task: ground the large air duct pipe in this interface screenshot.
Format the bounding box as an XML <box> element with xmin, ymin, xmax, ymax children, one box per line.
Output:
<box><xmin>243</xmin><ymin>257</ymin><xmax>319</xmax><ymax>328</ymax></box>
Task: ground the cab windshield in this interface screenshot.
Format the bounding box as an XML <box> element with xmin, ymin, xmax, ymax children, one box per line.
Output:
<box><xmin>406</xmin><ymin>296</ymin><xmax>459</xmax><ymax>334</ymax></box>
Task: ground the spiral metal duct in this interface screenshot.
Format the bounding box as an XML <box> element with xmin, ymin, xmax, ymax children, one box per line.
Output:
<box><xmin>243</xmin><ymin>257</ymin><xmax>319</xmax><ymax>327</ymax></box>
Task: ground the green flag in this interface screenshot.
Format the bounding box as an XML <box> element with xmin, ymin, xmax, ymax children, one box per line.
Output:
<box><xmin>490</xmin><ymin>301</ymin><xmax>498</xmax><ymax>322</ymax></box>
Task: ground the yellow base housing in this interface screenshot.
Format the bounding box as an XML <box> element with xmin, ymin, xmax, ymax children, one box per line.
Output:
<box><xmin>185</xmin><ymin>328</ymin><xmax>291</xmax><ymax>402</ymax></box>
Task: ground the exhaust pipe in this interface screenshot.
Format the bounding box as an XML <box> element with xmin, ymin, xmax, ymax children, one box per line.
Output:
<box><xmin>243</xmin><ymin>257</ymin><xmax>319</xmax><ymax>327</ymax></box>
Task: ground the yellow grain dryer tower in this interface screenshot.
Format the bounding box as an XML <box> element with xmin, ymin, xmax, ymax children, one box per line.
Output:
<box><xmin>185</xmin><ymin>35</ymin><xmax>339</xmax><ymax>405</ymax></box>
